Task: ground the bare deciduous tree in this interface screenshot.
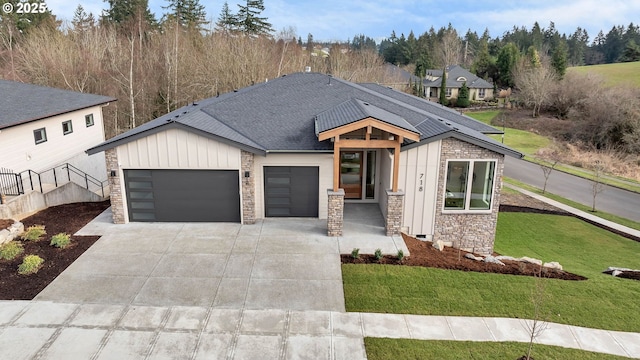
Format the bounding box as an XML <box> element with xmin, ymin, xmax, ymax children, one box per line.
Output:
<box><xmin>436</xmin><ymin>28</ymin><xmax>461</xmax><ymax>67</ymax></box>
<box><xmin>591</xmin><ymin>159</ymin><xmax>606</xmax><ymax>212</ymax></box>
<box><xmin>523</xmin><ymin>270</ymin><xmax>550</xmax><ymax>360</ymax></box>
<box><xmin>513</xmin><ymin>59</ymin><xmax>558</xmax><ymax>117</ymax></box>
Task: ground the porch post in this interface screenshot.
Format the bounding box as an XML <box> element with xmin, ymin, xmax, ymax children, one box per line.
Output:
<box><xmin>105</xmin><ymin>148</ymin><xmax>125</xmax><ymax>224</ymax></box>
<box><xmin>385</xmin><ymin>189</ymin><xmax>404</xmax><ymax>236</ymax></box>
<box><xmin>327</xmin><ymin>189</ymin><xmax>345</xmax><ymax>237</ymax></box>
<box><xmin>333</xmin><ymin>138</ymin><xmax>340</xmax><ymax>192</ymax></box>
<box><xmin>240</xmin><ymin>150</ymin><xmax>256</xmax><ymax>224</ymax></box>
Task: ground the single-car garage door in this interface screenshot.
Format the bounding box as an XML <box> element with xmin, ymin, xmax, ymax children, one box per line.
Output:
<box><xmin>264</xmin><ymin>166</ymin><xmax>319</xmax><ymax>217</ymax></box>
<box><xmin>124</xmin><ymin>169</ymin><xmax>240</xmax><ymax>222</ymax></box>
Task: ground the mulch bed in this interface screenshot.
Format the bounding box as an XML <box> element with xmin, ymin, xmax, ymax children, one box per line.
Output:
<box><xmin>0</xmin><ymin>201</ymin><xmax>110</xmax><ymax>300</ymax></box>
<box><xmin>341</xmin><ymin>233</ymin><xmax>587</xmax><ymax>281</ymax></box>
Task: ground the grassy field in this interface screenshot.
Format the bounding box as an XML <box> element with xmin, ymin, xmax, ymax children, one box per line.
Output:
<box><xmin>365</xmin><ymin>339</ymin><xmax>631</xmax><ymax>360</ymax></box>
<box><xmin>568</xmin><ymin>61</ymin><xmax>640</xmax><ymax>87</ymax></box>
<box><xmin>342</xmin><ymin>212</ymin><xmax>640</xmax><ymax>332</ymax></box>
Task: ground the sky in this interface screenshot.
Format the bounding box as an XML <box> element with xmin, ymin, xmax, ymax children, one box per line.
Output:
<box><xmin>45</xmin><ymin>0</ymin><xmax>640</xmax><ymax>43</ymax></box>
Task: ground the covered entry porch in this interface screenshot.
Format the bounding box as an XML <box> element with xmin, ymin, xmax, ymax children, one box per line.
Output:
<box><xmin>315</xmin><ymin>98</ymin><xmax>420</xmax><ymax>237</ymax></box>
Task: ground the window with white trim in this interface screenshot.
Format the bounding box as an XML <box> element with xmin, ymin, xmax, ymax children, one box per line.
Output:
<box><xmin>85</xmin><ymin>114</ymin><xmax>94</xmax><ymax>127</ymax></box>
<box><xmin>62</xmin><ymin>120</ymin><xmax>73</xmax><ymax>135</ymax></box>
<box><xmin>445</xmin><ymin>88</ymin><xmax>452</xmax><ymax>97</ymax></box>
<box><xmin>444</xmin><ymin>160</ymin><xmax>496</xmax><ymax>211</ymax></box>
<box><xmin>478</xmin><ymin>88</ymin><xmax>486</xmax><ymax>98</ymax></box>
<box><xmin>34</xmin><ymin>128</ymin><xmax>47</xmax><ymax>144</ymax></box>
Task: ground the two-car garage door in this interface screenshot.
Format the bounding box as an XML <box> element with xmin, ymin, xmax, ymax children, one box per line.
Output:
<box><xmin>124</xmin><ymin>169</ymin><xmax>241</xmax><ymax>222</ymax></box>
<box><xmin>124</xmin><ymin>166</ymin><xmax>319</xmax><ymax>222</ymax></box>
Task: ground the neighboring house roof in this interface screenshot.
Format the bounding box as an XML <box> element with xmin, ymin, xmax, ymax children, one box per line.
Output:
<box><xmin>0</xmin><ymin>80</ymin><xmax>116</xmax><ymax>130</ymax></box>
<box><xmin>87</xmin><ymin>72</ymin><xmax>521</xmax><ymax>158</ymax></box>
<box><xmin>423</xmin><ymin>65</ymin><xmax>493</xmax><ymax>89</ymax></box>
<box><xmin>382</xmin><ymin>63</ymin><xmax>421</xmax><ymax>84</ymax></box>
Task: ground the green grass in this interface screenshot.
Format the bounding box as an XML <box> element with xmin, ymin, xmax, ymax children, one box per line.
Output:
<box><xmin>365</xmin><ymin>339</ymin><xmax>630</xmax><ymax>360</ymax></box>
<box><xmin>504</xmin><ymin>177</ymin><xmax>640</xmax><ymax>231</ymax></box>
<box><xmin>466</xmin><ymin>111</ymin><xmax>550</xmax><ymax>156</ymax></box>
<box><xmin>569</xmin><ymin>61</ymin><xmax>640</xmax><ymax>87</ymax></box>
<box><xmin>342</xmin><ymin>213</ymin><xmax>640</xmax><ymax>332</ymax></box>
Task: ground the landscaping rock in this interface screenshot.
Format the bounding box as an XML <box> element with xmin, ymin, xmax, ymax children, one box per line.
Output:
<box><xmin>433</xmin><ymin>240</ymin><xmax>446</xmax><ymax>252</ymax></box>
<box><xmin>612</xmin><ymin>270</ymin><xmax>623</xmax><ymax>277</ymax></box>
<box><xmin>543</xmin><ymin>262</ymin><xmax>563</xmax><ymax>271</ymax></box>
<box><xmin>519</xmin><ymin>256</ymin><xmax>542</xmax><ymax>266</ymax></box>
<box><xmin>0</xmin><ymin>229</ymin><xmax>10</xmax><ymax>245</ymax></box>
<box><xmin>495</xmin><ymin>255</ymin><xmax>518</xmax><ymax>262</ymax></box>
<box><xmin>464</xmin><ymin>253</ymin><xmax>483</xmax><ymax>261</ymax></box>
<box><xmin>10</xmin><ymin>221</ymin><xmax>23</xmax><ymax>236</ymax></box>
<box><xmin>483</xmin><ymin>255</ymin><xmax>505</xmax><ymax>266</ymax></box>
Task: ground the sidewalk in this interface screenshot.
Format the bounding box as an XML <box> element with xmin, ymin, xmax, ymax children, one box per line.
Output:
<box><xmin>1</xmin><ymin>301</ymin><xmax>638</xmax><ymax>359</ymax></box>
<box><xmin>505</xmin><ymin>183</ymin><xmax>640</xmax><ymax>239</ymax></box>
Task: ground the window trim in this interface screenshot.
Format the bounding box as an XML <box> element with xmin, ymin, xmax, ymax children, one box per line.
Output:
<box><xmin>442</xmin><ymin>159</ymin><xmax>497</xmax><ymax>214</ymax></box>
<box><xmin>62</xmin><ymin>120</ymin><xmax>73</xmax><ymax>135</ymax></box>
<box><xmin>33</xmin><ymin>127</ymin><xmax>47</xmax><ymax>144</ymax></box>
<box><xmin>445</xmin><ymin>88</ymin><xmax>452</xmax><ymax>97</ymax></box>
<box><xmin>478</xmin><ymin>88</ymin><xmax>486</xmax><ymax>98</ymax></box>
<box><xmin>85</xmin><ymin>113</ymin><xmax>94</xmax><ymax>127</ymax></box>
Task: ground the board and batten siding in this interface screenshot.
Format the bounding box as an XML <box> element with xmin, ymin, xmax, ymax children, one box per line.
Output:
<box><xmin>116</xmin><ymin>128</ymin><xmax>241</xmax><ymax>169</ymax></box>
<box><xmin>113</xmin><ymin>128</ymin><xmax>242</xmax><ymax>223</ymax></box>
<box><xmin>397</xmin><ymin>141</ymin><xmax>441</xmax><ymax>237</ymax></box>
<box><xmin>254</xmin><ymin>153</ymin><xmax>333</xmax><ymax>219</ymax></box>
<box><xmin>0</xmin><ymin>105</ymin><xmax>107</xmax><ymax>180</ymax></box>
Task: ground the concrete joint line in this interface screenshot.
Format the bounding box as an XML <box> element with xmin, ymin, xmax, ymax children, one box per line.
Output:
<box><xmin>227</xmin><ymin>308</ymin><xmax>247</xmax><ymax>360</ymax></box>
<box><xmin>90</xmin><ymin>304</ymin><xmax>132</xmax><ymax>360</ymax></box>
<box><xmin>329</xmin><ymin>311</ymin><xmax>335</xmax><ymax>360</ymax></box>
<box><xmin>403</xmin><ymin>315</ymin><xmax>414</xmax><ymax>339</ymax></box>
<box><xmin>32</xmin><ymin>304</ymin><xmax>82</xmax><ymax>360</ymax></box>
<box><xmin>481</xmin><ymin>318</ymin><xmax>497</xmax><ymax>341</ymax></box>
<box><xmin>143</xmin><ymin>306</ymin><xmax>173</xmax><ymax>360</ymax></box>
<box><xmin>608</xmin><ymin>330</ymin><xmax>633</xmax><ymax>358</ymax></box>
<box><xmin>278</xmin><ymin>310</ymin><xmax>292</xmax><ymax>360</ymax></box>
<box><xmin>444</xmin><ymin>317</ymin><xmax>457</xmax><ymax>340</ymax></box>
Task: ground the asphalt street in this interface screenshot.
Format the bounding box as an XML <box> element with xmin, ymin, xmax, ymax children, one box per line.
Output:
<box><xmin>504</xmin><ymin>157</ymin><xmax>640</xmax><ymax>222</ymax></box>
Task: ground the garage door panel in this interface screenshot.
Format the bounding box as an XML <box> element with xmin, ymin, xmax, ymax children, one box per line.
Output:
<box><xmin>264</xmin><ymin>166</ymin><xmax>318</xmax><ymax>217</ymax></box>
<box><xmin>124</xmin><ymin>169</ymin><xmax>240</xmax><ymax>222</ymax></box>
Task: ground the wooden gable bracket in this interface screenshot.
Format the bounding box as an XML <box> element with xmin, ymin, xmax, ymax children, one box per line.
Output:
<box><xmin>319</xmin><ymin>117</ymin><xmax>420</xmax><ymax>192</ymax></box>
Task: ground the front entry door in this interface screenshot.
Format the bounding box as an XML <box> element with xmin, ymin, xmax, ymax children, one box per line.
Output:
<box><xmin>340</xmin><ymin>151</ymin><xmax>363</xmax><ymax>199</ymax></box>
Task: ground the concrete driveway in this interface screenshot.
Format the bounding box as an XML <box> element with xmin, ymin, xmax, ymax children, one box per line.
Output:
<box><xmin>36</xmin><ymin>209</ymin><xmax>345</xmax><ymax>312</ymax></box>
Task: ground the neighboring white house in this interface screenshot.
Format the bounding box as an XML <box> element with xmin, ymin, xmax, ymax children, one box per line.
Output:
<box><xmin>87</xmin><ymin>72</ymin><xmax>520</xmax><ymax>254</ymax></box>
<box><xmin>0</xmin><ymin>80</ymin><xmax>115</xmax><ymax>195</ymax></box>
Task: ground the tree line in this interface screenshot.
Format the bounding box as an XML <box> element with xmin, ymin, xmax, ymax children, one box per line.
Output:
<box><xmin>380</xmin><ymin>22</ymin><xmax>640</xmax><ymax>87</ymax></box>
<box><xmin>0</xmin><ymin>0</ymin><xmax>389</xmax><ymax>139</ymax></box>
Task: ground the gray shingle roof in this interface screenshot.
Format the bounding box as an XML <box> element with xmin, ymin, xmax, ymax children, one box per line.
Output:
<box><xmin>0</xmin><ymin>80</ymin><xmax>115</xmax><ymax>129</ymax></box>
<box><xmin>87</xmin><ymin>72</ymin><xmax>520</xmax><ymax>158</ymax></box>
<box><xmin>315</xmin><ymin>98</ymin><xmax>418</xmax><ymax>135</ymax></box>
<box><xmin>423</xmin><ymin>65</ymin><xmax>493</xmax><ymax>89</ymax></box>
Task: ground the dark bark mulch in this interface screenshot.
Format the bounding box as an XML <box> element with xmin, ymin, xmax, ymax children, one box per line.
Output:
<box><xmin>0</xmin><ymin>201</ymin><xmax>110</xmax><ymax>300</ymax></box>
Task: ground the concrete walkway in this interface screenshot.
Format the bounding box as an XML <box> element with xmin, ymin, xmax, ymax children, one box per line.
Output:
<box><xmin>506</xmin><ymin>183</ymin><xmax>640</xmax><ymax>239</ymax></box>
<box><xmin>1</xmin><ymin>301</ymin><xmax>639</xmax><ymax>359</ymax></box>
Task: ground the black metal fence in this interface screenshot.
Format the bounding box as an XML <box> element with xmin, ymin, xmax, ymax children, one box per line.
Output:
<box><xmin>0</xmin><ymin>167</ymin><xmax>23</xmax><ymax>196</ymax></box>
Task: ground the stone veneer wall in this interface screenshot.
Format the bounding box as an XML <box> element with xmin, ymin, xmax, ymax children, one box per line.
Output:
<box><xmin>327</xmin><ymin>189</ymin><xmax>344</xmax><ymax>236</ymax></box>
<box><xmin>105</xmin><ymin>148</ymin><xmax>125</xmax><ymax>224</ymax></box>
<box><xmin>385</xmin><ymin>190</ymin><xmax>404</xmax><ymax>236</ymax></box>
<box><xmin>241</xmin><ymin>150</ymin><xmax>256</xmax><ymax>224</ymax></box>
<box><xmin>433</xmin><ymin>138</ymin><xmax>504</xmax><ymax>255</ymax></box>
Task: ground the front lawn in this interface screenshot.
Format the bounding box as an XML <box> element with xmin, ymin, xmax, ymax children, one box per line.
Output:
<box><xmin>342</xmin><ymin>212</ymin><xmax>640</xmax><ymax>332</ymax></box>
<box><xmin>365</xmin><ymin>339</ymin><xmax>631</xmax><ymax>360</ymax></box>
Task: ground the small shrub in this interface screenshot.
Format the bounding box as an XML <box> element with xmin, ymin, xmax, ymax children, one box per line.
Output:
<box><xmin>374</xmin><ymin>248</ymin><xmax>383</xmax><ymax>261</ymax></box>
<box><xmin>50</xmin><ymin>233</ymin><xmax>71</xmax><ymax>249</ymax></box>
<box><xmin>351</xmin><ymin>248</ymin><xmax>360</xmax><ymax>259</ymax></box>
<box><xmin>18</xmin><ymin>255</ymin><xmax>44</xmax><ymax>275</ymax></box>
<box><xmin>22</xmin><ymin>225</ymin><xmax>46</xmax><ymax>241</ymax></box>
<box><xmin>0</xmin><ymin>241</ymin><xmax>24</xmax><ymax>260</ymax></box>
<box><xmin>397</xmin><ymin>250</ymin><xmax>404</xmax><ymax>262</ymax></box>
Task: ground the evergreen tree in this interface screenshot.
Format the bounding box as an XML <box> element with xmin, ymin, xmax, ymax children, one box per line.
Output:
<box><xmin>235</xmin><ymin>0</ymin><xmax>273</xmax><ymax>36</ymax></box>
<box><xmin>71</xmin><ymin>5</ymin><xmax>96</xmax><ymax>32</ymax></box>
<box><xmin>103</xmin><ymin>0</ymin><xmax>156</xmax><ymax>27</ymax></box>
<box><xmin>439</xmin><ymin>68</ymin><xmax>448</xmax><ymax>106</ymax></box>
<box><xmin>457</xmin><ymin>82</ymin><xmax>470</xmax><ymax>108</ymax></box>
<box><xmin>551</xmin><ymin>40</ymin><xmax>568</xmax><ymax>79</ymax></box>
<box><xmin>215</xmin><ymin>1</ymin><xmax>236</xmax><ymax>33</ymax></box>
<box><xmin>0</xmin><ymin>0</ymin><xmax>57</xmax><ymax>33</ymax></box>
<box><xmin>620</xmin><ymin>39</ymin><xmax>640</xmax><ymax>62</ymax></box>
<box><xmin>163</xmin><ymin>0</ymin><xmax>208</xmax><ymax>30</ymax></box>
<box><xmin>496</xmin><ymin>42</ymin><xmax>520</xmax><ymax>87</ymax></box>
<box><xmin>306</xmin><ymin>33</ymin><xmax>313</xmax><ymax>49</ymax></box>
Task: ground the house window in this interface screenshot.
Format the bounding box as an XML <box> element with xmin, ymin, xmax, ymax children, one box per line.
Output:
<box><xmin>85</xmin><ymin>114</ymin><xmax>94</xmax><ymax>127</ymax></box>
<box><xmin>444</xmin><ymin>160</ymin><xmax>496</xmax><ymax>211</ymax></box>
<box><xmin>478</xmin><ymin>88</ymin><xmax>486</xmax><ymax>98</ymax></box>
<box><xmin>33</xmin><ymin>128</ymin><xmax>47</xmax><ymax>144</ymax></box>
<box><xmin>62</xmin><ymin>120</ymin><xmax>73</xmax><ymax>135</ymax></box>
<box><xmin>445</xmin><ymin>88</ymin><xmax>452</xmax><ymax>97</ymax></box>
